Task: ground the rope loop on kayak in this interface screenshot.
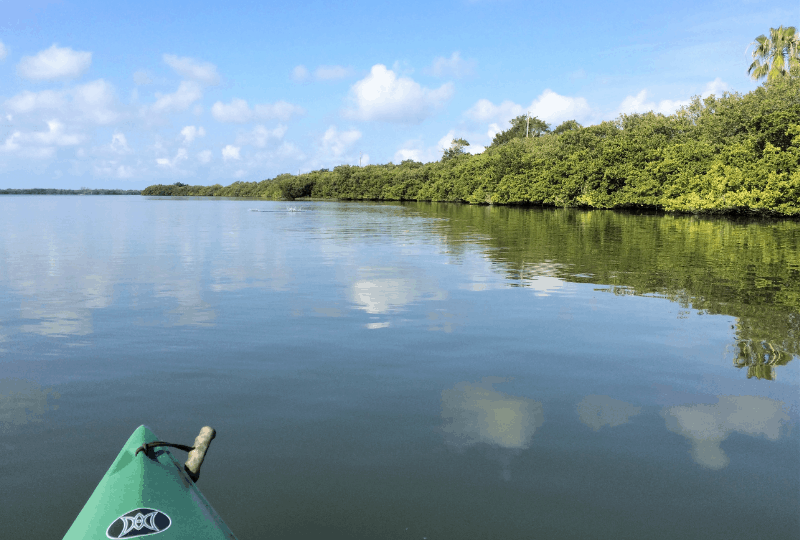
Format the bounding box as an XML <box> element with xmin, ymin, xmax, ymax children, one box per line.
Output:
<box><xmin>135</xmin><ymin>441</ymin><xmax>194</xmax><ymax>458</ymax></box>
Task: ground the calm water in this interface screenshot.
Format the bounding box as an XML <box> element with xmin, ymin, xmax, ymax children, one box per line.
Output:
<box><xmin>1</xmin><ymin>196</ymin><xmax>798</xmax><ymax>540</ymax></box>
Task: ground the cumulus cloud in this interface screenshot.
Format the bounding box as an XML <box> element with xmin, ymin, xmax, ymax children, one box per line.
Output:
<box><xmin>156</xmin><ymin>148</ymin><xmax>188</xmax><ymax>168</ymax></box>
<box><xmin>211</xmin><ymin>99</ymin><xmax>250</xmax><ymax>123</ymax></box>
<box><xmin>150</xmin><ymin>81</ymin><xmax>202</xmax><ymax>114</ymax></box>
<box><xmin>31</xmin><ymin>120</ymin><xmax>82</xmax><ymax>145</ymax></box>
<box><xmin>344</xmin><ymin>64</ymin><xmax>453</xmax><ymax>123</ymax></box>
<box><xmin>321</xmin><ymin>125</ymin><xmax>361</xmax><ymax>158</ymax></box>
<box><xmin>393</xmin><ymin>129</ymin><xmax>483</xmax><ymax>164</ymax></box>
<box><xmin>617</xmin><ymin>78</ymin><xmax>731</xmax><ymax>117</ymax></box>
<box><xmin>110</xmin><ymin>132</ymin><xmax>129</xmax><ymax>153</ymax></box>
<box><xmin>236</xmin><ymin>124</ymin><xmax>286</xmax><ymax>147</ymax></box>
<box><xmin>163</xmin><ymin>54</ymin><xmax>220</xmax><ymax>85</ymax></box>
<box><xmin>4</xmin><ymin>80</ymin><xmax>119</xmax><ymax>124</ymax></box>
<box><xmin>702</xmin><ymin>77</ymin><xmax>729</xmax><ymax>97</ymax></box>
<box><xmin>211</xmin><ymin>98</ymin><xmax>305</xmax><ymax>123</ymax></box>
<box><xmin>292</xmin><ymin>65</ymin><xmax>309</xmax><ymax>82</ymax></box>
<box><xmin>617</xmin><ymin>90</ymin><xmax>683</xmax><ymax>116</ymax></box>
<box><xmin>0</xmin><ymin>120</ymin><xmax>83</xmax><ymax>155</ymax></box>
<box><xmin>393</xmin><ymin>145</ymin><xmax>423</xmax><ymax>163</ymax></box>
<box><xmin>197</xmin><ymin>149</ymin><xmax>212</xmax><ymax>164</ymax></box>
<box><xmin>72</xmin><ymin>79</ymin><xmax>119</xmax><ymax>124</ymax></box>
<box><xmin>94</xmin><ymin>161</ymin><xmax>134</xmax><ymax>179</ymax></box>
<box><xmin>222</xmin><ymin>144</ymin><xmax>240</xmax><ymax>161</ymax></box>
<box><xmin>17</xmin><ymin>44</ymin><xmax>91</xmax><ymax>81</ymax></box>
<box><xmin>0</xmin><ymin>41</ymin><xmax>7</xmax><ymax>61</ymax></box>
<box><xmin>180</xmin><ymin>125</ymin><xmax>206</xmax><ymax>144</ymax></box>
<box><xmin>466</xmin><ymin>89</ymin><xmax>591</xmax><ymax>127</ymax></box>
<box><xmin>427</xmin><ymin>51</ymin><xmax>475</xmax><ymax>78</ymax></box>
<box><xmin>5</xmin><ymin>89</ymin><xmax>66</xmax><ymax>114</ymax></box>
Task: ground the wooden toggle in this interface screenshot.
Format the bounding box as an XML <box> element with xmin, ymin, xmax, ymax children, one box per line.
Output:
<box><xmin>184</xmin><ymin>426</ymin><xmax>216</xmax><ymax>482</ymax></box>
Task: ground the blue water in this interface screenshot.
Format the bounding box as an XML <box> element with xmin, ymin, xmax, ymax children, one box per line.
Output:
<box><xmin>1</xmin><ymin>196</ymin><xmax>797</xmax><ymax>539</ymax></box>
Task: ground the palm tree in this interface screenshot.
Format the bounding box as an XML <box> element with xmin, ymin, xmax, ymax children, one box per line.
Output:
<box><xmin>747</xmin><ymin>26</ymin><xmax>800</xmax><ymax>82</ymax></box>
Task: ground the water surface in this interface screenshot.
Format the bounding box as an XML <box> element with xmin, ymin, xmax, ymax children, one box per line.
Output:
<box><xmin>1</xmin><ymin>196</ymin><xmax>798</xmax><ymax>539</ymax></box>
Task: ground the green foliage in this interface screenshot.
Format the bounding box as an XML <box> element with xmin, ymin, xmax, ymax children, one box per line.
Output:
<box><xmin>490</xmin><ymin>115</ymin><xmax>550</xmax><ymax>148</ymax></box>
<box><xmin>142</xmin><ymin>75</ymin><xmax>800</xmax><ymax>216</ymax></box>
<box><xmin>441</xmin><ymin>138</ymin><xmax>470</xmax><ymax>161</ymax></box>
<box><xmin>552</xmin><ymin>119</ymin><xmax>582</xmax><ymax>135</ymax></box>
<box><xmin>748</xmin><ymin>26</ymin><xmax>800</xmax><ymax>82</ymax></box>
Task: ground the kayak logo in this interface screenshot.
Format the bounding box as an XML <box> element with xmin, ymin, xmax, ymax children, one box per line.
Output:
<box><xmin>106</xmin><ymin>508</ymin><xmax>171</xmax><ymax>538</ymax></box>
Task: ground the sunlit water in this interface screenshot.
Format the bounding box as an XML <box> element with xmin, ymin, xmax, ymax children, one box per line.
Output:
<box><xmin>1</xmin><ymin>196</ymin><xmax>798</xmax><ymax>540</ymax></box>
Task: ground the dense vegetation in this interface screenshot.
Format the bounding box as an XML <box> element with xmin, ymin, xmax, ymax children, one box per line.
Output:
<box><xmin>0</xmin><ymin>188</ymin><xmax>141</xmax><ymax>195</ymax></box>
<box><xmin>144</xmin><ymin>75</ymin><xmax>800</xmax><ymax>216</ymax></box>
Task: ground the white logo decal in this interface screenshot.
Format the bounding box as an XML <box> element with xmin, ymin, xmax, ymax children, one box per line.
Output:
<box><xmin>106</xmin><ymin>508</ymin><xmax>171</xmax><ymax>538</ymax></box>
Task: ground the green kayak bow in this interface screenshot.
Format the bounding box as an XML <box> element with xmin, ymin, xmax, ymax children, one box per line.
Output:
<box><xmin>62</xmin><ymin>425</ymin><xmax>238</xmax><ymax>539</ymax></box>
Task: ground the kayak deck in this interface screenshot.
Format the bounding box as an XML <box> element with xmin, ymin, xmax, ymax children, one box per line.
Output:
<box><xmin>62</xmin><ymin>425</ymin><xmax>238</xmax><ymax>539</ymax></box>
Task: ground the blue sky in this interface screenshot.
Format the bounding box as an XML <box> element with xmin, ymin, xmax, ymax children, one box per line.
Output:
<box><xmin>0</xmin><ymin>0</ymin><xmax>796</xmax><ymax>189</ymax></box>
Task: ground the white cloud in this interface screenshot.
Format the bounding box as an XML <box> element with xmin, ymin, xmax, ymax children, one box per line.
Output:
<box><xmin>110</xmin><ymin>132</ymin><xmax>129</xmax><ymax>153</ymax></box>
<box><xmin>292</xmin><ymin>65</ymin><xmax>309</xmax><ymax>82</ymax></box>
<box><xmin>72</xmin><ymin>79</ymin><xmax>119</xmax><ymax>124</ymax></box>
<box><xmin>0</xmin><ymin>41</ymin><xmax>7</xmax><ymax>61</ymax></box>
<box><xmin>1</xmin><ymin>132</ymin><xmax>20</xmax><ymax>152</ymax></box>
<box><xmin>4</xmin><ymin>80</ymin><xmax>118</xmax><ymax>125</ymax></box>
<box><xmin>394</xmin><ymin>146</ymin><xmax>423</xmax><ymax>163</ymax></box>
<box><xmin>0</xmin><ymin>131</ymin><xmax>55</xmax><ymax>157</ymax></box>
<box><xmin>222</xmin><ymin>145</ymin><xmax>241</xmax><ymax>161</ymax></box>
<box><xmin>17</xmin><ymin>44</ymin><xmax>91</xmax><ymax>81</ymax></box>
<box><xmin>211</xmin><ymin>98</ymin><xmax>250</xmax><ymax>123</ymax></box>
<box><xmin>5</xmin><ymin>89</ymin><xmax>66</xmax><ymax>114</ymax></box>
<box><xmin>427</xmin><ymin>51</ymin><xmax>475</xmax><ymax>78</ymax></box>
<box><xmin>314</xmin><ymin>65</ymin><xmax>353</xmax><ymax>80</ymax></box>
<box><xmin>180</xmin><ymin>125</ymin><xmax>206</xmax><ymax>144</ymax></box>
<box><xmin>211</xmin><ymin>98</ymin><xmax>304</xmax><ymax>123</ymax></box>
<box><xmin>344</xmin><ymin>64</ymin><xmax>454</xmax><ymax>123</ymax></box>
<box><xmin>150</xmin><ymin>81</ymin><xmax>202</xmax><ymax>114</ymax></box>
<box><xmin>163</xmin><ymin>54</ymin><xmax>220</xmax><ymax>85</ymax></box>
<box><xmin>0</xmin><ymin>120</ymin><xmax>82</xmax><ymax>152</ymax></box>
<box><xmin>529</xmin><ymin>90</ymin><xmax>591</xmax><ymax>124</ymax></box>
<box><xmin>156</xmin><ymin>148</ymin><xmax>188</xmax><ymax>168</ymax></box>
<box><xmin>437</xmin><ymin>130</ymin><xmax>457</xmax><ymax>152</ymax></box>
<box><xmin>321</xmin><ymin>125</ymin><xmax>361</xmax><ymax>158</ymax></box>
<box><xmin>133</xmin><ymin>70</ymin><xmax>153</xmax><ymax>85</ymax></box>
<box><xmin>466</xmin><ymin>89</ymin><xmax>591</xmax><ymax>126</ymax></box>
<box><xmin>702</xmin><ymin>77</ymin><xmax>729</xmax><ymax>97</ymax></box>
<box><xmin>393</xmin><ymin>131</ymin><xmax>474</xmax><ymax>164</ymax></box>
<box><xmin>197</xmin><ymin>149</ymin><xmax>212</xmax><ymax>164</ymax></box>
<box><xmin>236</xmin><ymin>124</ymin><xmax>286</xmax><ymax>147</ymax></box>
<box><xmin>94</xmin><ymin>161</ymin><xmax>134</xmax><ymax>179</ymax></box>
<box><xmin>617</xmin><ymin>78</ymin><xmax>731</xmax><ymax>117</ymax></box>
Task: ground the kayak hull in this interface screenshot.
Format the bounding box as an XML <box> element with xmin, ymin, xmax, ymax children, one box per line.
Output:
<box><xmin>62</xmin><ymin>425</ymin><xmax>237</xmax><ymax>539</ymax></box>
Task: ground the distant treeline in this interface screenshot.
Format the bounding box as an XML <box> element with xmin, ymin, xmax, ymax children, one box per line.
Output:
<box><xmin>143</xmin><ymin>75</ymin><xmax>800</xmax><ymax>216</ymax></box>
<box><xmin>0</xmin><ymin>188</ymin><xmax>141</xmax><ymax>195</ymax></box>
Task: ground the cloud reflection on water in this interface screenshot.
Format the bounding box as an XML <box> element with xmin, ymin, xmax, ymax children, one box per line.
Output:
<box><xmin>441</xmin><ymin>377</ymin><xmax>544</xmax><ymax>450</ymax></box>
<box><xmin>440</xmin><ymin>377</ymin><xmax>544</xmax><ymax>480</ymax></box>
<box><xmin>661</xmin><ymin>395</ymin><xmax>790</xmax><ymax>470</ymax></box>
<box><xmin>350</xmin><ymin>267</ymin><xmax>445</xmax><ymax>315</ymax></box>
